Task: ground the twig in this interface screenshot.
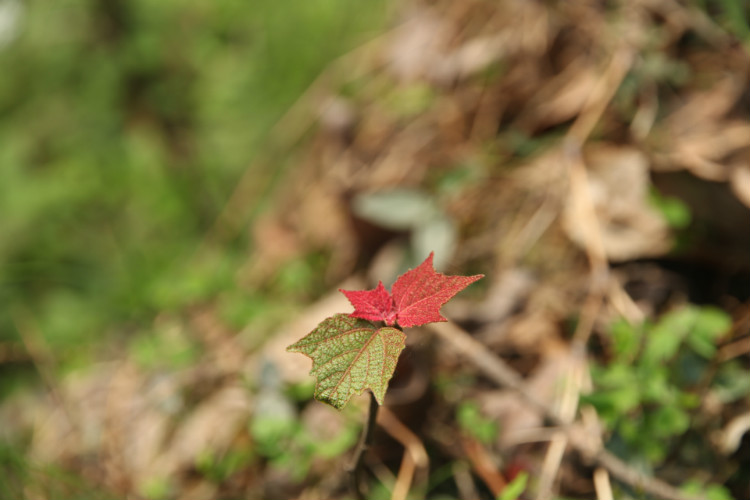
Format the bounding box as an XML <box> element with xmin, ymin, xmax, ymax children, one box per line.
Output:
<box><xmin>453</xmin><ymin>461</ymin><xmax>481</xmax><ymax>500</ymax></box>
<box><xmin>347</xmin><ymin>391</ymin><xmax>380</xmax><ymax>500</ymax></box>
<box><xmin>377</xmin><ymin>406</ymin><xmax>429</xmax><ymax>500</ymax></box>
<box><xmin>537</xmin><ymin>347</ymin><xmax>587</xmax><ymax>499</ymax></box>
<box><xmin>718</xmin><ymin>336</ymin><xmax>750</xmax><ymax>362</ymax></box>
<box><xmin>535</xmin><ymin>45</ymin><xmax>629</xmax><ymax>497</ymax></box>
<box><xmin>538</xmin><ymin>143</ymin><xmax>608</xmax><ymax>498</ymax></box>
<box><xmin>537</xmin><ymin>427</ymin><xmax>570</xmax><ymax>499</ymax></box>
<box><xmin>566</xmin><ymin>46</ymin><xmax>634</xmax><ymax>146</ymax></box>
<box><xmin>427</xmin><ymin>321</ymin><xmax>704</xmax><ymax>500</ymax></box>
<box><xmin>391</xmin><ymin>451</ymin><xmax>415</xmax><ymax>500</ymax></box>
<box><xmin>594</xmin><ymin>467</ymin><xmax>615</xmax><ymax>500</ymax></box>
<box><xmin>461</xmin><ymin>437</ymin><xmax>507</xmax><ymax>497</ymax></box>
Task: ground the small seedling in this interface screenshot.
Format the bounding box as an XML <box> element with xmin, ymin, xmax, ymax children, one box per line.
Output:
<box><xmin>287</xmin><ymin>252</ymin><xmax>483</xmax><ymax>410</ymax></box>
<box><xmin>287</xmin><ymin>252</ymin><xmax>482</xmax><ymax>498</ymax></box>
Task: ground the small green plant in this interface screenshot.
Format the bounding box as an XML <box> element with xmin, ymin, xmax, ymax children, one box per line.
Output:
<box><xmin>584</xmin><ymin>305</ymin><xmax>731</xmax><ymax>463</ymax></box>
<box><xmin>287</xmin><ymin>252</ymin><xmax>482</xmax><ymax>498</ymax></box>
<box><xmin>287</xmin><ymin>252</ymin><xmax>483</xmax><ymax>410</ymax></box>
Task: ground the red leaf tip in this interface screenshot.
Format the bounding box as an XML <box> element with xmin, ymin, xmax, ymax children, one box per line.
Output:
<box><xmin>340</xmin><ymin>253</ymin><xmax>483</xmax><ymax>328</ymax></box>
<box><xmin>340</xmin><ymin>281</ymin><xmax>397</xmax><ymax>325</ymax></box>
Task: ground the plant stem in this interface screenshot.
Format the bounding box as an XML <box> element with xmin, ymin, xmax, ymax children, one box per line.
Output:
<box><xmin>347</xmin><ymin>390</ymin><xmax>379</xmax><ymax>500</ymax></box>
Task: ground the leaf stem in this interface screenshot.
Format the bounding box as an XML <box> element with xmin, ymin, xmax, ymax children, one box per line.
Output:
<box><xmin>347</xmin><ymin>391</ymin><xmax>379</xmax><ymax>500</ymax></box>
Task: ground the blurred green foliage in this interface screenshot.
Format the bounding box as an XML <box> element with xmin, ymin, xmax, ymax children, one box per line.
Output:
<box><xmin>649</xmin><ymin>188</ymin><xmax>692</xmax><ymax>230</ymax></box>
<box><xmin>496</xmin><ymin>472</ymin><xmax>527</xmax><ymax>500</ymax></box>
<box><xmin>580</xmin><ymin>305</ymin><xmax>742</xmax><ymax>500</ymax></box>
<box><xmin>694</xmin><ymin>0</ymin><xmax>750</xmax><ymax>43</ymax></box>
<box><xmin>250</xmin><ymin>406</ymin><xmax>359</xmax><ymax>481</ymax></box>
<box><xmin>196</xmin><ymin>447</ymin><xmax>254</xmax><ymax>485</ymax></box>
<box><xmin>457</xmin><ymin>401</ymin><xmax>498</xmax><ymax>445</ymax></box>
<box><xmin>0</xmin><ymin>0</ymin><xmax>387</xmax><ymax>385</ymax></box>
<box><xmin>0</xmin><ymin>442</ymin><xmax>118</xmax><ymax>500</ymax></box>
<box><xmin>682</xmin><ymin>479</ymin><xmax>735</xmax><ymax>500</ymax></box>
<box><xmin>584</xmin><ymin>305</ymin><xmax>735</xmax><ymax>499</ymax></box>
<box><xmin>585</xmin><ymin>306</ymin><xmax>731</xmax><ymax>462</ymax></box>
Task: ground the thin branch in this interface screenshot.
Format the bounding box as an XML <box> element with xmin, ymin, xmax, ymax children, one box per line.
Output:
<box><xmin>377</xmin><ymin>406</ymin><xmax>429</xmax><ymax>500</ymax></box>
<box><xmin>594</xmin><ymin>467</ymin><xmax>615</xmax><ymax>500</ymax></box>
<box><xmin>347</xmin><ymin>391</ymin><xmax>380</xmax><ymax>500</ymax></box>
<box><xmin>461</xmin><ymin>437</ymin><xmax>507</xmax><ymax>497</ymax></box>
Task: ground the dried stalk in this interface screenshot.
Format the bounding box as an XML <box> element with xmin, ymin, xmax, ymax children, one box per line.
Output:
<box><xmin>347</xmin><ymin>391</ymin><xmax>379</xmax><ymax>500</ymax></box>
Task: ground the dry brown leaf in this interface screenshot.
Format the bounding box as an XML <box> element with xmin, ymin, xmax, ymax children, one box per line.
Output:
<box><xmin>478</xmin><ymin>340</ymin><xmax>576</xmax><ymax>449</ymax></box>
<box><xmin>473</xmin><ymin>269</ymin><xmax>535</xmax><ymax>324</ymax></box>
<box><xmin>668</xmin><ymin>121</ymin><xmax>750</xmax><ymax>180</ymax></box>
<box><xmin>387</xmin><ymin>11</ymin><xmax>452</xmax><ymax>83</ymax></box>
<box><xmin>664</xmin><ymin>76</ymin><xmax>745</xmax><ymax>135</ymax></box>
<box><xmin>517</xmin><ymin>61</ymin><xmax>599</xmax><ymax>132</ymax></box>
<box><xmin>675</xmin><ymin>121</ymin><xmax>750</xmax><ymax>162</ymax></box>
<box><xmin>129</xmin><ymin>383</ymin><xmax>250</xmax><ymax>497</ymax></box>
<box><xmin>563</xmin><ymin>144</ymin><xmax>671</xmax><ymax>261</ymax></box>
<box><xmin>730</xmin><ymin>162</ymin><xmax>750</xmax><ymax>208</ymax></box>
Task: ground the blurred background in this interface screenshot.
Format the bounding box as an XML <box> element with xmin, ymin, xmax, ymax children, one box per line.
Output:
<box><xmin>0</xmin><ymin>0</ymin><xmax>748</xmax><ymax>499</ymax></box>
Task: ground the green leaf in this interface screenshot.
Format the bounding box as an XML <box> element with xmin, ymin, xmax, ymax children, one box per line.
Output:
<box><xmin>496</xmin><ymin>471</ymin><xmax>528</xmax><ymax>500</ymax></box>
<box><xmin>649</xmin><ymin>188</ymin><xmax>691</xmax><ymax>228</ymax></box>
<box><xmin>610</xmin><ymin>319</ymin><xmax>641</xmax><ymax>361</ymax></box>
<box><xmin>642</xmin><ymin>309</ymin><xmax>694</xmax><ymax>364</ymax></box>
<box><xmin>647</xmin><ymin>405</ymin><xmax>690</xmax><ymax>438</ymax></box>
<box><xmin>351</xmin><ymin>189</ymin><xmax>439</xmax><ymax>230</ymax></box>
<box><xmin>682</xmin><ymin>480</ymin><xmax>734</xmax><ymax>500</ymax></box>
<box><xmin>687</xmin><ymin>306</ymin><xmax>731</xmax><ymax>358</ymax></box>
<box><xmin>457</xmin><ymin>402</ymin><xmax>498</xmax><ymax>444</ymax></box>
<box><xmin>287</xmin><ymin>314</ymin><xmax>406</xmax><ymax>410</ymax></box>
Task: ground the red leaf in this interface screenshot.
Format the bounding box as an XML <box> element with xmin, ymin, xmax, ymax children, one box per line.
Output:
<box><xmin>391</xmin><ymin>252</ymin><xmax>483</xmax><ymax>328</ymax></box>
<box><xmin>340</xmin><ymin>281</ymin><xmax>398</xmax><ymax>325</ymax></box>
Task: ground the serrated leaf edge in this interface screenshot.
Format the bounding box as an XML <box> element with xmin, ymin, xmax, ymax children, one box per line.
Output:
<box><xmin>286</xmin><ymin>314</ymin><xmax>406</xmax><ymax>410</ymax></box>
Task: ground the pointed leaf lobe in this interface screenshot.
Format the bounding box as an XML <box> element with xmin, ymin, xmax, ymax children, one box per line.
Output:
<box><xmin>286</xmin><ymin>314</ymin><xmax>405</xmax><ymax>409</ymax></box>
